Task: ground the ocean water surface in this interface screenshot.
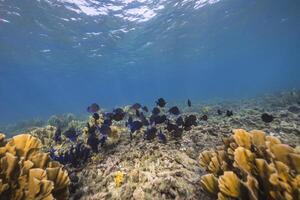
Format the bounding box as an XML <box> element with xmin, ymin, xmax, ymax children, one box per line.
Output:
<box><xmin>0</xmin><ymin>0</ymin><xmax>300</xmax><ymax>124</ymax></box>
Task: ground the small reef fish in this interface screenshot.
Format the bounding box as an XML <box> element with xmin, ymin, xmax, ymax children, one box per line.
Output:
<box><xmin>135</xmin><ymin>109</ymin><xmax>141</xmax><ymax>118</ymax></box>
<box><xmin>217</xmin><ymin>109</ymin><xmax>223</xmax><ymax>115</ymax></box>
<box><xmin>131</xmin><ymin>103</ymin><xmax>142</xmax><ymax>110</ymax></box>
<box><xmin>87</xmin><ymin>134</ymin><xmax>99</xmax><ymax>152</ymax></box>
<box><xmin>104</xmin><ymin>112</ymin><xmax>114</xmax><ymax>120</ymax></box>
<box><xmin>187</xmin><ymin>99</ymin><xmax>192</xmax><ymax>107</ymax></box>
<box><xmin>99</xmin><ymin>124</ymin><xmax>111</xmax><ymax>136</ymax></box>
<box><xmin>140</xmin><ymin>112</ymin><xmax>150</xmax><ymax>126</ymax></box>
<box><xmin>166</xmin><ymin>121</ymin><xmax>178</xmax><ymax>132</ymax></box>
<box><xmin>93</xmin><ymin>113</ymin><xmax>100</xmax><ymax>120</ymax></box>
<box><xmin>127</xmin><ymin>118</ymin><xmax>143</xmax><ymax>140</ymax></box>
<box><xmin>63</xmin><ymin>127</ymin><xmax>78</xmax><ymax>142</ymax></box>
<box><xmin>142</xmin><ymin>106</ymin><xmax>149</xmax><ymax>112</ymax></box>
<box><xmin>184</xmin><ymin>115</ymin><xmax>197</xmax><ymax>130</ymax></box>
<box><xmin>128</xmin><ymin>120</ymin><xmax>143</xmax><ymax>133</ymax></box>
<box><xmin>200</xmin><ymin>115</ymin><xmax>208</xmax><ymax>121</ymax></box>
<box><xmin>156</xmin><ymin>98</ymin><xmax>167</xmax><ymax>107</ymax></box>
<box><xmin>86</xmin><ymin>124</ymin><xmax>100</xmax><ymax>152</ymax></box>
<box><xmin>112</xmin><ymin>108</ymin><xmax>125</xmax><ymax>121</ymax></box>
<box><xmin>54</xmin><ymin>127</ymin><xmax>62</xmax><ymax>143</ymax></box>
<box><xmin>152</xmin><ymin>107</ymin><xmax>160</xmax><ymax>115</ymax></box>
<box><xmin>150</xmin><ymin>114</ymin><xmax>167</xmax><ymax>125</ymax></box>
<box><xmin>157</xmin><ymin>129</ymin><xmax>167</xmax><ymax>144</ymax></box>
<box><xmin>226</xmin><ymin>110</ymin><xmax>233</xmax><ymax>117</ymax></box>
<box><xmin>166</xmin><ymin>121</ymin><xmax>183</xmax><ymax>138</ymax></box>
<box><xmin>168</xmin><ymin>106</ymin><xmax>180</xmax><ymax>115</ymax></box>
<box><xmin>103</xmin><ymin>118</ymin><xmax>112</xmax><ymax>126</ymax></box>
<box><xmin>176</xmin><ymin>116</ymin><xmax>184</xmax><ymax>126</ymax></box>
<box><xmin>144</xmin><ymin>126</ymin><xmax>157</xmax><ymax>140</ymax></box>
<box><xmin>261</xmin><ymin>113</ymin><xmax>274</xmax><ymax>123</ymax></box>
<box><xmin>171</xmin><ymin>127</ymin><xmax>183</xmax><ymax>138</ymax></box>
<box><xmin>87</xmin><ymin>103</ymin><xmax>100</xmax><ymax>113</ymax></box>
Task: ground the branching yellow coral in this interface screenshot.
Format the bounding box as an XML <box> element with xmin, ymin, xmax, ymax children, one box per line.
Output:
<box><xmin>114</xmin><ymin>171</ymin><xmax>125</xmax><ymax>187</ymax></box>
<box><xmin>199</xmin><ymin>129</ymin><xmax>300</xmax><ymax>200</ymax></box>
<box><xmin>0</xmin><ymin>133</ymin><xmax>70</xmax><ymax>200</ymax></box>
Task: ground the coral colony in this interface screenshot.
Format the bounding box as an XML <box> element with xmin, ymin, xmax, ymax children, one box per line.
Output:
<box><xmin>199</xmin><ymin>129</ymin><xmax>300</xmax><ymax>200</ymax></box>
<box><xmin>0</xmin><ymin>96</ymin><xmax>300</xmax><ymax>200</ymax></box>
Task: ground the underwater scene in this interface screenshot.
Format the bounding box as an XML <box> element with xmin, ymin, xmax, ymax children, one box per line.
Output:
<box><xmin>1</xmin><ymin>0</ymin><xmax>300</xmax><ymax>199</ymax></box>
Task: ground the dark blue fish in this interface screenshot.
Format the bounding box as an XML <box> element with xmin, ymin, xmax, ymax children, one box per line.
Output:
<box><xmin>142</xmin><ymin>106</ymin><xmax>149</xmax><ymax>112</ymax></box>
<box><xmin>140</xmin><ymin>112</ymin><xmax>150</xmax><ymax>126</ymax></box>
<box><xmin>128</xmin><ymin>120</ymin><xmax>143</xmax><ymax>133</ymax></box>
<box><xmin>157</xmin><ymin>129</ymin><xmax>167</xmax><ymax>144</ymax></box>
<box><xmin>54</xmin><ymin>127</ymin><xmax>62</xmax><ymax>143</ymax></box>
<box><xmin>87</xmin><ymin>103</ymin><xmax>100</xmax><ymax>113</ymax></box>
<box><xmin>168</xmin><ymin>106</ymin><xmax>180</xmax><ymax>115</ymax></box>
<box><xmin>103</xmin><ymin>118</ymin><xmax>112</xmax><ymax>126</ymax></box>
<box><xmin>166</xmin><ymin>121</ymin><xmax>178</xmax><ymax>132</ymax></box>
<box><xmin>156</xmin><ymin>98</ymin><xmax>167</xmax><ymax>107</ymax></box>
<box><xmin>150</xmin><ymin>114</ymin><xmax>167</xmax><ymax>125</ymax></box>
<box><xmin>127</xmin><ymin>116</ymin><xmax>133</xmax><ymax>126</ymax></box>
<box><xmin>171</xmin><ymin>127</ymin><xmax>183</xmax><ymax>138</ymax></box>
<box><xmin>63</xmin><ymin>127</ymin><xmax>78</xmax><ymax>142</ymax></box>
<box><xmin>87</xmin><ymin>123</ymin><xmax>97</xmax><ymax>134</ymax></box>
<box><xmin>184</xmin><ymin>115</ymin><xmax>197</xmax><ymax>129</ymax></box>
<box><xmin>87</xmin><ymin>133</ymin><xmax>99</xmax><ymax>152</ymax></box>
<box><xmin>131</xmin><ymin>103</ymin><xmax>142</xmax><ymax>110</ymax></box>
<box><xmin>176</xmin><ymin>116</ymin><xmax>184</xmax><ymax>126</ymax></box>
<box><xmin>261</xmin><ymin>113</ymin><xmax>274</xmax><ymax>123</ymax></box>
<box><xmin>144</xmin><ymin>126</ymin><xmax>157</xmax><ymax>140</ymax></box>
<box><xmin>104</xmin><ymin>112</ymin><xmax>114</xmax><ymax>120</ymax></box>
<box><xmin>93</xmin><ymin>113</ymin><xmax>100</xmax><ymax>120</ymax></box>
<box><xmin>113</xmin><ymin>108</ymin><xmax>125</xmax><ymax>121</ymax></box>
<box><xmin>152</xmin><ymin>107</ymin><xmax>160</xmax><ymax>115</ymax></box>
<box><xmin>99</xmin><ymin>135</ymin><xmax>107</xmax><ymax>147</ymax></box>
<box><xmin>50</xmin><ymin>143</ymin><xmax>91</xmax><ymax>167</ymax></box>
<box><xmin>226</xmin><ymin>110</ymin><xmax>233</xmax><ymax>117</ymax></box>
<box><xmin>99</xmin><ymin>124</ymin><xmax>111</xmax><ymax>136</ymax></box>
<box><xmin>217</xmin><ymin>109</ymin><xmax>223</xmax><ymax>115</ymax></box>
<box><xmin>200</xmin><ymin>115</ymin><xmax>208</xmax><ymax>121</ymax></box>
<box><xmin>166</xmin><ymin>120</ymin><xmax>183</xmax><ymax>138</ymax></box>
<box><xmin>187</xmin><ymin>99</ymin><xmax>192</xmax><ymax>107</ymax></box>
<box><xmin>136</xmin><ymin>109</ymin><xmax>141</xmax><ymax>118</ymax></box>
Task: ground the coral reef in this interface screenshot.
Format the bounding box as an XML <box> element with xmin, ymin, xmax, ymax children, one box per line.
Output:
<box><xmin>79</xmin><ymin>142</ymin><xmax>204</xmax><ymax>200</ymax></box>
<box><xmin>1</xmin><ymin>91</ymin><xmax>299</xmax><ymax>200</ymax></box>
<box><xmin>0</xmin><ymin>133</ymin><xmax>70</xmax><ymax>200</ymax></box>
<box><xmin>199</xmin><ymin>129</ymin><xmax>300</xmax><ymax>200</ymax></box>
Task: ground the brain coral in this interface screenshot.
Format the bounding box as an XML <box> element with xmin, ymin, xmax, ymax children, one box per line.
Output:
<box><xmin>0</xmin><ymin>133</ymin><xmax>70</xmax><ymax>200</ymax></box>
<box><xmin>199</xmin><ymin>129</ymin><xmax>300</xmax><ymax>200</ymax></box>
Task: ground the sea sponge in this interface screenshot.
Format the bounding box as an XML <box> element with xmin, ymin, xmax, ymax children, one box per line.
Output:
<box><xmin>199</xmin><ymin>129</ymin><xmax>300</xmax><ymax>200</ymax></box>
<box><xmin>0</xmin><ymin>133</ymin><xmax>70</xmax><ymax>200</ymax></box>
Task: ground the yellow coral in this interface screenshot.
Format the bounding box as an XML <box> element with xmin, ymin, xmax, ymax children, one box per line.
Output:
<box><xmin>0</xmin><ymin>133</ymin><xmax>5</xmax><ymax>143</ymax></box>
<box><xmin>0</xmin><ymin>133</ymin><xmax>70</xmax><ymax>200</ymax></box>
<box><xmin>199</xmin><ymin>150</ymin><xmax>214</xmax><ymax>168</ymax></box>
<box><xmin>114</xmin><ymin>171</ymin><xmax>125</xmax><ymax>187</ymax></box>
<box><xmin>199</xmin><ymin>129</ymin><xmax>300</xmax><ymax>200</ymax></box>
<box><xmin>232</xmin><ymin>129</ymin><xmax>252</xmax><ymax>149</ymax></box>
<box><xmin>200</xmin><ymin>174</ymin><xmax>219</xmax><ymax>194</ymax></box>
<box><xmin>234</xmin><ymin>147</ymin><xmax>255</xmax><ymax>174</ymax></box>
<box><xmin>218</xmin><ymin>171</ymin><xmax>241</xmax><ymax>198</ymax></box>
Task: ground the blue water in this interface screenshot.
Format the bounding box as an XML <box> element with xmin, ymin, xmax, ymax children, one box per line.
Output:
<box><xmin>0</xmin><ymin>0</ymin><xmax>300</xmax><ymax>123</ymax></box>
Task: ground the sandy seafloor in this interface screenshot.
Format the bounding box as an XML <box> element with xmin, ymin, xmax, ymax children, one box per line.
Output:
<box><xmin>1</xmin><ymin>90</ymin><xmax>300</xmax><ymax>200</ymax></box>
